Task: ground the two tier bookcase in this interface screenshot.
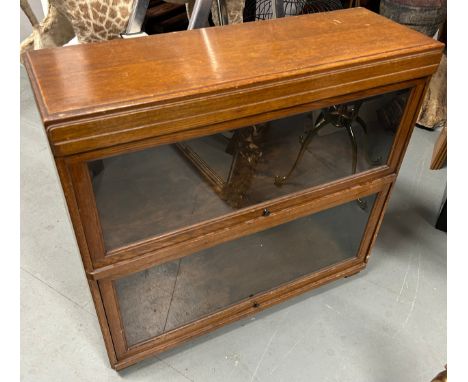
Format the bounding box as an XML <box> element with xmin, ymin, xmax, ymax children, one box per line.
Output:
<box><xmin>24</xmin><ymin>8</ymin><xmax>443</xmax><ymax>370</ymax></box>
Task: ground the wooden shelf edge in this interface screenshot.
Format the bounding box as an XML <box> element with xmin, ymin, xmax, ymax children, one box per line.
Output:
<box><xmin>87</xmin><ymin>173</ymin><xmax>395</xmax><ymax>281</ymax></box>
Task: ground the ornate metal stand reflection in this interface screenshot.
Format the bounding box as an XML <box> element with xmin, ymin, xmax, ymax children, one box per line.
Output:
<box><xmin>176</xmin><ymin>123</ymin><xmax>268</xmax><ymax>208</ymax></box>
<box><xmin>274</xmin><ymin>100</ymin><xmax>380</xmax><ymax>210</ymax></box>
<box><xmin>176</xmin><ymin>101</ymin><xmax>383</xmax><ymax>211</ymax></box>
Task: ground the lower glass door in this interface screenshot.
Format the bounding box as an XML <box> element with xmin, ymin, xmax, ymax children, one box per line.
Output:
<box><xmin>114</xmin><ymin>193</ymin><xmax>377</xmax><ymax>347</ymax></box>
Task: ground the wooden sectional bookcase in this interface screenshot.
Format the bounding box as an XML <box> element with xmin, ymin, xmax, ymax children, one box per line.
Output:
<box><xmin>23</xmin><ymin>8</ymin><xmax>443</xmax><ymax>370</ymax></box>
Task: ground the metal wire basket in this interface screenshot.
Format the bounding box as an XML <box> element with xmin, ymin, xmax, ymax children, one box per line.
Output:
<box><xmin>243</xmin><ymin>0</ymin><xmax>343</xmax><ymax>22</ymax></box>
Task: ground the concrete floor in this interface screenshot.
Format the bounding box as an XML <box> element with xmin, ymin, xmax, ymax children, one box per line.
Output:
<box><xmin>20</xmin><ymin>65</ymin><xmax>447</xmax><ymax>382</ymax></box>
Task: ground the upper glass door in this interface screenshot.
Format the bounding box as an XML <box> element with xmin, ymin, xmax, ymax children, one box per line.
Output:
<box><xmin>88</xmin><ymin>88</ymin><xmax>409</xmax><ymax>251</ymax></box>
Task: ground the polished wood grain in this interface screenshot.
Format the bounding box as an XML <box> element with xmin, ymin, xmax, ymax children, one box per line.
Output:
<box><xmin>23</xmin><ymin>8</ymin><xmax>443</xmax><ymax>156</ymax></box>
<box><xmin>24</xmin><ymin>8</ymin><xmax>440</xmax><ymax>120</ymax></box>
<box><xmin>64</xmin><ymin>78</ymin><xmax>420</xmax><ymax>163</ymax></box>
<box><xmin>23</xmin><ymin>7</ymin><xmax>444</xmax><ymax>370</ymax></box>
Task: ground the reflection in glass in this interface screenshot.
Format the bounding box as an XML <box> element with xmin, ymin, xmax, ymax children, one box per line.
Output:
<box><xmin>115</xmin><ymin>193</ymin><xmax>377</xmax><ymax>346</ymax></box>
<box><xmin>89</xmin><ymin>89</ymin><xmax>408</xmax><ymax>250</ymax></box>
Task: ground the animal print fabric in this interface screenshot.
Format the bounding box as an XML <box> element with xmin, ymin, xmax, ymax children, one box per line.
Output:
<box><xmin>53</xmin><ymin>0</ymin><xmax>135</xmax><ymax>43</ymax></box>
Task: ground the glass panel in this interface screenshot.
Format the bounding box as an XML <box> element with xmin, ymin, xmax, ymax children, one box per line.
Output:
<box><xmin>115</xmin><ymin>193</ymin><xmax>377</xmax><ymax>347</ymax></box>
<box><xmin>90</xmin><ymin>88</ymin><xmax>408</xmax><ymax>250</ymax></box>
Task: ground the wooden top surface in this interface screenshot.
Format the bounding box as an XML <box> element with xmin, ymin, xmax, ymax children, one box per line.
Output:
<box><xmin>24</xmin><ymin>7</ymin><xmax>443</xmax><ymax>126</ymax></box>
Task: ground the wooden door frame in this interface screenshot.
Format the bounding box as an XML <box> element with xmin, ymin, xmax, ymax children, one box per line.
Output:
<box><xmin>67</xmin><ymin>79</ymin><xmax>424</xmax><ymax>274</ymax></box>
